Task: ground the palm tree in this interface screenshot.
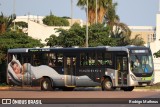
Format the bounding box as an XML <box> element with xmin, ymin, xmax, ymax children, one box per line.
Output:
<box><xmin>131</xmin><ymin>34</ymin><xmax>145</xmax><ymax>46</ymax></box>
<box><xmin>104</xmin><ymin>2</ymin><xmax>131</xmax><ymax>39</ymax></box>
<box><xmin>77</xmin><ymin>0</ymin><xmax>112</xmax><ymax>24</ymax></box>
<box><xmin>0</xmin><ymin>13</ymin><xmax>16</xmax><ymax>34</ymax></box>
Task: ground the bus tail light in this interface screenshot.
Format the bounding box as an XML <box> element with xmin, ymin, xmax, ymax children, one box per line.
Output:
<box><xmin>131</xmin><ymin>75</ymin><xmax>136</xmax><ymax>81</ymax></box>
<box><xmin>8</xmin><ymin>77</ymin><xmax>12</xmax><ymax>80</ymax></box>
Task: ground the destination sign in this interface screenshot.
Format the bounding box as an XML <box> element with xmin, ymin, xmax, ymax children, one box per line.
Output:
<box><xmin>29</xmin><ymin>49</ymin><xmax>50</xmax><ymax>52</ymax></box>
<box><xmin>131</xmin><ymin>50</ymin><xmax>149</xmax><ymax>53</ymax></box>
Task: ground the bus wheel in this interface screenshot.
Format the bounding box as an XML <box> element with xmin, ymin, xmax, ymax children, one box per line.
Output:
<box><xmin>122</xmin><ymin>86</ymin><xmax>134</xmax><ymax>91</ymax></box>
<box><xmin>102</xmin><ymin>78</ymin><xmax>114</xmax><ymax>91</ymax></box>
<box><xmin>41</xmin><ymin>78</ymin><xmax>53</xmax><ymax>91</ymax></box>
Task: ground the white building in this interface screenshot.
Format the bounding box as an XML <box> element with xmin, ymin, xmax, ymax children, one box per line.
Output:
<box><xmin>15</xmin><ymin>15</ymin><xmax>84</xmax><ymax>43</ymax></box>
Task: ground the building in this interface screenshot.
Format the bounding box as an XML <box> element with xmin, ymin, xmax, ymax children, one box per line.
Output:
<box><xmin>15</xmin><ymin>15</ymin><xmax>84</xmax><ymax>43</ymax></box>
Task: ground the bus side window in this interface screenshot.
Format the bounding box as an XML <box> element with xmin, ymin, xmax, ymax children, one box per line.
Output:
<box><xmin>104</xmin><ymin>53</ymin><xmax>113</xmax><ymax>66</ymax></box>
<box><xmin>34</xmin><ymin>60</ymin><xmax>41</xmax><ymax>66</ymax></box>
<box><xmin>80</xmin><ymin>54</ymin><xmax>88</xmax><ymax>66</ymax></box>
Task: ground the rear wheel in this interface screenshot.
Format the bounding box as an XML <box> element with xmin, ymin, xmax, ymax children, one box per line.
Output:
<box><xmin>102</xmin><ymin>78</ymin><xmax>114</xmax><ymax>91</ymax></box>
<box><xmin>121</xmin><ymin>86</ymin><xmax>134</xmax><ymax>91</ymax></box>
<box><xmin>41</xmin><ymin>78</ymin><xmax>54</xmax><ymax>91</ymax></box>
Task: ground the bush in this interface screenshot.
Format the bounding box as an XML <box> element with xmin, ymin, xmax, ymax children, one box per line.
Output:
<box><xmin>43</xmin><ymin>15</ymin><xmax>69</xmax><ymax>26</ymax></box>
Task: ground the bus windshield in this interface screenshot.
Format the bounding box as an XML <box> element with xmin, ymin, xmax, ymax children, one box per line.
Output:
<box><xmin>130</xmin><ymin>54</ymin><xmax>153</xmax><ymax>74</ymax></box>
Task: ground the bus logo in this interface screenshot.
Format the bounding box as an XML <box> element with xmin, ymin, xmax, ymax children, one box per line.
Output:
<box><xmin>2</xmin><ymin>99</ymin><xmax>11</xmax><ymax>104</ymax></box>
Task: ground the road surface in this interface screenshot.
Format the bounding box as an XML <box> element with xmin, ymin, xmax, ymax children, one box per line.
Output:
<box><xmin>0</xmin><ymin>87</ymin><xmax>160</xmax><ymax>107</ymax></box>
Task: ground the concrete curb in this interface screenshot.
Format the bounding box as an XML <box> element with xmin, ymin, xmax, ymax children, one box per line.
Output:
<box><xmin>133</xmin><ymin>89</ymin><xmax>160</xmax><ymax>92</ymax></box>
<box><xmin>0</xmin><ymin>86</ymin><xmax>41</xmax><ymax>91</ymax></box>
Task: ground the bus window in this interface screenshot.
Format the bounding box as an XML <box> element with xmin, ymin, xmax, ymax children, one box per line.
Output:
<box><xmin>54</xmin><ymin>53</ymin><xmax>63</xmax><ymax>67</ymax></box>
<box><xmin>80</xmin><ymin>53</ymin><xmax>88</xmax><ymax>66</ymax></box>
<box><xmin>123</xmin><ymin>57</ymin><xmax>127</xmax><ymax>71</ymax></box>
<box><xmin>89</xmin><ymin>53</ymin><xmax>96</xmax><ymax>66</ymax></box>
<box><xmin>48</xmin><ymin>53</ymin><xmax>56</xmax><ymax>67</ymax></box>
<box><xmin>97</xmin><ymin>53</ymin><xmax>104</xmax><ymax>66</ymax></box>
<box><xmin>80</xmin><ymin>52</ymin><xmax>96</xmax><ymax>66</ymax></box>
<box><xmin>104</xmin><ymin>53</ymin><xmax>113</xmax><ymax>66</ymax></box>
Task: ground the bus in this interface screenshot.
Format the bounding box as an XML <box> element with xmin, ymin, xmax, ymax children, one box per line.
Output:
<box><xmin>7</xmin><ymin>46</ymin><xmax>154</xmax><ymax>91</ymax></box>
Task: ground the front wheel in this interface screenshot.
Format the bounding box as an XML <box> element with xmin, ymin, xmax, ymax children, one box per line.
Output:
<box><xmin>102</xmin><ymin>78</ymin><xmax>114</xmax><ymax>91</ymax></box>
<box><xmin>41</xmin><ymin>78</ymin><xmax>54</xmax><ymax>91</ymax></box>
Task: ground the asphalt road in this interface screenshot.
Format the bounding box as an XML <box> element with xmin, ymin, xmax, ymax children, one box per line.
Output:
<box><xmin>0</xmin><ymin>87</ymin><xmax>160</xmax><ymax>107</ymax></box>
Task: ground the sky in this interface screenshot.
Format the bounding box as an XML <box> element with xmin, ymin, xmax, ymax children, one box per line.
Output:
<box><xmin>0</xmin><ymin>0</ymin><xmax>159</xmax><ymax>26</ymax></box>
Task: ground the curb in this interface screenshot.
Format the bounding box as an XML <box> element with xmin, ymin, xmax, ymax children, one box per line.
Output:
<box><xmin>0</xmin><ymin>86</ymin><xmax>41</xmax><ymax>91</ymax></box>
<box><xmin>133</xmin><ymin>89</ymin><xmax>160</xmax><ymax>92</ymax></box>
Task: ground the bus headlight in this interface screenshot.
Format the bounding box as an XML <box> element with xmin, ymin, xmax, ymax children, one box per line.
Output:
<box><xmin>131</xmin><ymin>74</ymin><xmax>136</xmax><ymax>81</ymax></box>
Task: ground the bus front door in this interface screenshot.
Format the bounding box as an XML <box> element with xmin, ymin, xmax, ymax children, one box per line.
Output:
<box><xmin>116</xmin><ymin>56</ymin><xmax>128</xmax><ymax>86</ymax></box>
<box><xmin>64</xmin><ymin>56</ymin><xmax>76</xmax><ymax>87</ymax></box>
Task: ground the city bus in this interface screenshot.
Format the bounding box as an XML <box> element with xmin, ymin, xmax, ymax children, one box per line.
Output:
<box><xmin>7</xmin><ymin>46</ymin><xmax>154</xmax><ymax>91</ymax></box>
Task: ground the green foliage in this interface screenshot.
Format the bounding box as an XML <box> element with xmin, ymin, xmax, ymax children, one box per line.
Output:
<box><xmin>130</xmin><ymin>34</ymin><xmax>145</xmax><ymax>46</ymax></box>
<box><xmin>88</xmin><ymin>24</ymin><xmax>117</xmax><ymax>46</ymax></box>
<box><xmin>43</xmin><ymin>15</ymin><xmax>69</xmax><ymax>26</ymax></box>
<box><xmin>0</xmin><ymin>13</ymin><xmax>16</xmax><ymax>33</ymax></box>
<box><xmin>154</xmin><ymin>50</ymin><xmax>160</xmax><ymax>58</ymax></box>
<box><xmin>0</xmin><ymin>31</ymin><xmax>43</xmax><ymax>63</ymax></box>
<box><xmin>45</xmin><ymin>23</ymin><xmax>117</xmax><ymax>47</ymax></box>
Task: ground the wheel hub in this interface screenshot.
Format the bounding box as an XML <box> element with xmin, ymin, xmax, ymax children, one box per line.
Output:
<box><xmin>105</xmin><ymin>81</ymin><xmax>112</xmax><ymax>89</ymax></box>
<box><xmin>43</xmin><ymin>81</ymin><xmax>48</xmax><ymax>89</ymax></box>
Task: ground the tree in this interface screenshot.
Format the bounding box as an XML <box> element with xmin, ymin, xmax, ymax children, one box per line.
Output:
<box><xmin>154</xmin><ymin>50</ymin><xmax>160</xmax><ymax>58</ymax></box>
<box><xmin>45</xmin><ymin>23</ymin><xmax>117</xmax><ymax>47</ymax></box>
<box><xmin>77</xmin><ymin>0</ymin><xmax>112</xmax><ymax>24</ymax></box>
<box><xmin>45</xmin><ymin>34</ymin><xmax>59</xmax><ymax>47</ymax></box>
<box><xmin>0</xmin><ymin>13</ymin><xmax>16</xmax><ymax>33</ymax></box>
<box><xmin>0</xmin><ymin>31</ymin><xmax>43</xmax><ymax>63</ymax></box>
<box><xmin>88</xmin><ymin>23</ymin><xmax>117</xmax><ymax>46</ymax></box>
<box><xmin>103</xmin><ymin>2</ymin><xmax>134</xmax><ymax>46</ymax></box>
<box><xmin>104</xmin><ymin>2</ymin><xmax>131</xmax><ymax>38</ymax></box>
<box><xmin>43</xmin><ymin>15</ymin><xmax>69</xmax><ymax>26</ymax></box>
<box><xmin>130</xmin><ymin>34</ymin><xmax>145</xmax><ymax>46</ymax></box>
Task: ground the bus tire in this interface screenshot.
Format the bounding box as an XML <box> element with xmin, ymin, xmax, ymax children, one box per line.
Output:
<box><xmin>102</xmin><ymin>78</ymin><xmax>114</xmax><ymax>91</ymax></box>
<box><xmin>121</xmin><ymin>86</ymin><xmax>134</xmax><ymax>91</ymax></box>
<box><xmin>41</xmin><ymin>78</ymin><xmax>53</xmax><ymax>91</ymax></box>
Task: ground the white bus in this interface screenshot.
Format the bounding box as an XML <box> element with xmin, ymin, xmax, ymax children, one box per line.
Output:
<box><xmin>7</xmin><ymin>46</ymin><xmax>154</xmax><ymax>91</ymax></box>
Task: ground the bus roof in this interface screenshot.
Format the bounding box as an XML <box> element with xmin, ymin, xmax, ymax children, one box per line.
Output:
<box><xmin>8</xmin><ymin>46</ymin><xmax>149</xmax><ymax>53</ymax></box>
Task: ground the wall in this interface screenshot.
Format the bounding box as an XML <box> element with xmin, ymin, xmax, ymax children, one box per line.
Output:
<box><xmin>28</xmin><ymin>20</ymin><xmax>70</xmax><ymax>43</ymax></box>
<box><xmin>153</xmin><ymin>58</ymin><xmax>160</xmax><ymax>84</ymax></box>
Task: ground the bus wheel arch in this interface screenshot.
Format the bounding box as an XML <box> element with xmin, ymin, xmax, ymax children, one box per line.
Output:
<box><xmin>41</xmin><ymin>76</ymin><xmax>54</xmax><ymax>91</ymax></box>
<box><xmin>101</xmin><ymin>76</ymin><xmax>115</xmax><ymax>91</ymax></box>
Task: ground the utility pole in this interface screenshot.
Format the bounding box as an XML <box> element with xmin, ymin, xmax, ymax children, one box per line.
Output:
<box><xmin>96</xmin><ymin>0</ymin><xmax>98</xmax><ymax>24</ymax></box>
<box><xmin>71</xmin><ymin>0</ymin><xmax>73</xmax><ymax>26</ymax></box>
<box><xmin>13</xmin><ymin>0</ymin><xmax>16</xmax><ymax>31</ymax></box>
<box><xmin>86</xmin><ymin>0</ymin><xmax>88</xmax><ymax>47</ymax></box>
<box><xmin>159</xmin><ymin>0</ymin><xmax>160</xmax><ymax>12</ymax></box>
